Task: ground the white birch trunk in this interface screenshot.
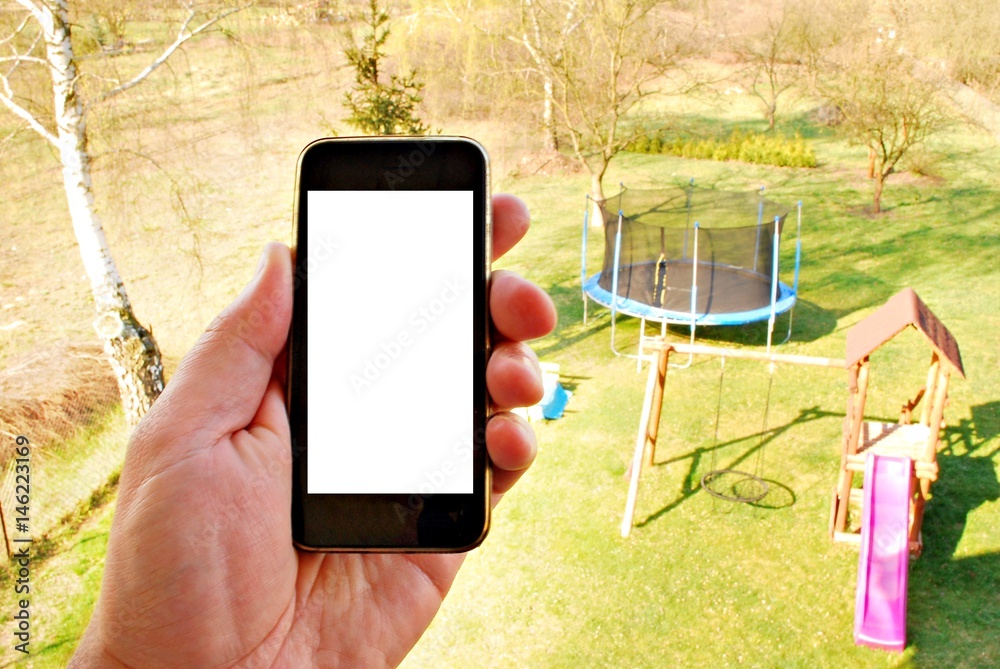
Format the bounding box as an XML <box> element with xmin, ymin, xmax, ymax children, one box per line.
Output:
<box><xmin>522</xmin><ymin>0</ymin><xmax>560</xmax><ymax>153</ymax></box>
<box><xmin>43</xmin><ymin>2</ymin><xmax>164</xmax><ymax>427</ymax></box>
<box><xmin>543</xmin><ymin>76</ymin><xmax>558</xmax><ymax>152</ymax></box>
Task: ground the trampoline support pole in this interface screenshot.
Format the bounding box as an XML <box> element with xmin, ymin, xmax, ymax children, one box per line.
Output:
<box><xmin>782</xmin><ymin>200</ymin><xmax>804</xmax><ymax>345</ymax></box>
<box><xmin>793</xmin><ymin>201</ymin><xmax>803</xmax><ymax>295</ymax></box>
<box><xmin>683</xmin><ymin>177</ymin><xmax>694</xmax><ymax>260</ymax></box>
<box><xmin>754</xmin><ymin>186</ymin><xmax>765</xmax><ymax>274</ymax></box>
<box><xmin>690</xmin><ymin>222</ymin><xmax>700</xmax><ymax>343</ymax></box>
<box><xmin>767</xmin><ymin>217</ymin><xmax>781</xmax><ymax>355</ymax></box>
<box><xmin>582</xmin><ymin>198</ymin><xmax>589</xmax><ymax>324</ymax></box>
<box><xmin>792</xmin><ymin>200</ymin><xmax>802</xmax><ymax>295</ymax></box>
<box><xmin>672</xmin><ymin>222</ymin><xmax>699</xmax><ymax>370</ymax></box>
<box><xmin>637</xmin><ymin>318</ymin><xmax>646</xmax><ymax>372</ymax></box>
<box><xmin>609</xmin><ymin>208</ymin><xmax>625</xmax><ymax>357</ymax></box>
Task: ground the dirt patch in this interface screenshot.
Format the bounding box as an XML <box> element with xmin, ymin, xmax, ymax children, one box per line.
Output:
<box><xmin>0</xmin><ymin>343</ymin><xmax>119</xmax><ymax>455</ymax></box>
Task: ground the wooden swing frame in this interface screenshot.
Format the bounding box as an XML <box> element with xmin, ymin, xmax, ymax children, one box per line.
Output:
<box><xmin>620</xmin><ymin>290</ymin><xmax>963</xmax><ymax>544</ymax></box>
<box><xmin>620</xmin><ymin>338</ymin><xmax>845</xmax><ymax>537</ymax></box>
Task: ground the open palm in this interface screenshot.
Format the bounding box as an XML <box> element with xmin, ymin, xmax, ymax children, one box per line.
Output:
<box><xmin>70</xmin><ymin>195</ymin><xmax>556</xmax><ymax>668</ymax></box>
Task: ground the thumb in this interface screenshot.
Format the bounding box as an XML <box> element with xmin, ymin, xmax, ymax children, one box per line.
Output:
<box><xmin>133</xmin><ymin>243</ymin><xmax>293</xmax><ymax>450</ymax></box>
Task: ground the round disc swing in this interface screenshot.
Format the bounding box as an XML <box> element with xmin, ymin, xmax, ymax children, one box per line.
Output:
<box><xmin>700</xmin><ymin>357</ymin><xmax>775</xmax><ymax>504</ymax></box>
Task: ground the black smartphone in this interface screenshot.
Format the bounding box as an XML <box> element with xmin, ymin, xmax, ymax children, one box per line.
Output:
<box><xmin>288</xmin><ymin>137</ymin><xmax>492</xmax><ymax>552</ymax></box>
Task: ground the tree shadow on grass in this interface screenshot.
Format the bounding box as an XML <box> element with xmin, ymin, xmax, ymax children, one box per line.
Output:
<box><xmin>533</xmin><ymin>281</ymin><xmax>619</xmax><ymax>360</ymax></box>
<box><xmin>905</xmin><ymin>401</ymin><xmax>1000</xmax><ymax>667</ymax></box>
<box><xmin>804</xmin><ymin>268</ymin><xmax>899</xmax><ymax>320</ymax></box>
<box><xmin>634</xmin><ymin>406</ymin><xmax>837</xmax><ymax>528</ymax></box>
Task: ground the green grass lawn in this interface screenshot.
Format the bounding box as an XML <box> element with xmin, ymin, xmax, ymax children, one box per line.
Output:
<box><xmin>0</xmin><ymin>482</ymin><xmax>117</xmax><ymax>668</ymax></box>
<box><xmin>1</xmin><ymin>21</ymin><xmax>998</xmax><ymax>668</ymax></box>
<box><xmin>401</xmin><ymin>137</ymin><xmax>1000</xmax><ymax>666</ymax></box>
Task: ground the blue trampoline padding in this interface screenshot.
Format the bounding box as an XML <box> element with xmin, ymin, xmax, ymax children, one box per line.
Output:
<box><xmin>583</xmin><ymin>272</ymin><xmax>796</xmax><ymax>326</ymax></box>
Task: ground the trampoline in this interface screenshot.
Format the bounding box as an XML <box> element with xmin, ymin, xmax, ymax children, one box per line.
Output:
<box><xmin>581</xmin><ymin>184</ymin><xmax>802</xmax><ymax>359</ymax></box>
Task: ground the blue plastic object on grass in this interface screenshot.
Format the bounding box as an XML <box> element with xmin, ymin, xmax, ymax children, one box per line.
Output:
<box><xmin>541</xmin><ymin>379</ymin><xmax>571</xmax><ymax>420</ymax></box>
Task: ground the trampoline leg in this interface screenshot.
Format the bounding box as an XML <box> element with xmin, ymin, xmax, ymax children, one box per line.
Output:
<box><xmin>670</xmin><ymin>320</ymin><xmax>696</xmax><ymax>369</ymax></box>
<box><xmin>637</xmin><ymin>318</ymin><xmax>646</xmax><ymax>372</ymax></box>
<box><xmin>610</xmin><ymin>311</ymin><xmax>619</xmax><ymax>357</ymax></box>
<box><xmin>780</xmin><ymin>307</ymin><xmax>794</xmax><ymax>345</ymax></box>
<box><xmin>610</xmin><ymin>313</ymin><xmax>615</xmax><ymax>356</ymax></box>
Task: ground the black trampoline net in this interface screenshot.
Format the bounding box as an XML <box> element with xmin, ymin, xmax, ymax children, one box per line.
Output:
<box><xmin>597</xmin><ymin>188</ymin><xmax>790</xmax><ymax>315</ymax></box>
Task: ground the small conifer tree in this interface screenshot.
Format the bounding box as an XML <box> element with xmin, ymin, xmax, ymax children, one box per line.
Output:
<box><xmin>343</xmin><ymin>0</ymin><xmax>429</xmax><ymax>135</ymax></box>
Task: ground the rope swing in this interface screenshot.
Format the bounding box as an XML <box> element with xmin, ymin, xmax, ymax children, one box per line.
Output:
<box><xmin>701</xmin><ymin>358</ymin><xmax>775</xmax><ymax>504</ymax></box>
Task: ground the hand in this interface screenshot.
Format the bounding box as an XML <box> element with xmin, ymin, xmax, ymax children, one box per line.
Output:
<box><xmin>70</xmin><ymin>194</ymin><xmax>557</xmax><ymax>668</ymax></box>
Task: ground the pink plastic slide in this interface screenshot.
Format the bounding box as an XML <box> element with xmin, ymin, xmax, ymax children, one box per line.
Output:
<box><xmin>854</xmin><ymin>453</ymin><xmax>912</xmax><ymax>652</ymax></box>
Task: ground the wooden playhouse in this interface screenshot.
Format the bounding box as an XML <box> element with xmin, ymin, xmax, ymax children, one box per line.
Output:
<box><xmin>830</xmin><ymin>288</ymin><xmax>965</xmax><ymax>554</ymax></box>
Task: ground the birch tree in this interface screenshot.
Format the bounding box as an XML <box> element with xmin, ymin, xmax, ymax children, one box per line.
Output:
<box><xmin>0</xmin><ymin>1</ymin><xmax>246</xmax><ymax>427</ymax></box>
<box><xmin>508</xmin><ymin>0</ymin><xmax>575</xmax><ymax>153</ymax></box>
<box><xmin>428</xmin><ymin>0</ymin><xmax>567</xmax><ymax>152</ymax></box>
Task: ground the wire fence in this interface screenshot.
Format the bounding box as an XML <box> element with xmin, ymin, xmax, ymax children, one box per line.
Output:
<box><xmin>0</xmin><ymin>343</ymin><xmax>128</xmax><ymax>560</ymax></box>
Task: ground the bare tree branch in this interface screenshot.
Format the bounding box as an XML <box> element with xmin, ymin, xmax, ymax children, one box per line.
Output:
<box><xmin>91</xmin><ymin>4</ymin><xmax>248</xmax><ymax>107</ymax></box>
<box><xmin>0</xmin><ymin>54</ymin><xmax>48</xmax><ymax>66</ymax></box>
<box><xmin>0</xmin><ymin>12</ymin><xmax>33</xmax><ymax>47</ymax></box>
<box><xmin>12</xmin><ymin>0</ymin><xmax>45</xmax><ymax>24</ymax></box>
<box><xmin>0</xmin><ymin>74</ymin><xmax>56</xmax><ymax>145</ymax></box>
<box><xmin>0</xmin><ymin>10</ymin><xmax>54</xmax><ymax>144</ymax></box>
<box><xmin>2</xmin><ymin>20</ymin><xmax>45</xmax><ymax>78</ymax></box>
<box><xmin>0</xmin><ymin>121</ymin><xmax>25</xmax><ymax>157</ymax></box>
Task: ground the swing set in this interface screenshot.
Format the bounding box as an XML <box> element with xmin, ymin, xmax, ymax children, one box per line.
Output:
<box><xmin>616</xmin><ymin>288</ymin><xmax>965</xmax><ymax>653</ymax></box>
<box><xmin>620</xmin><ymin>339</ymin><xmax>844</xmax><ymax>537</ymax></box>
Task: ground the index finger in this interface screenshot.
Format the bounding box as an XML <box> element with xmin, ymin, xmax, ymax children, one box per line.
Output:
<box><xmin>492</xmin><ymin>194</ymin><xmax>530</xmax><ymax>262</ymax></box>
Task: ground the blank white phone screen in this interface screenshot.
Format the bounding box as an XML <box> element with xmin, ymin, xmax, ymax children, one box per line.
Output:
<box><xmin>306</xmin><ymin>190</ymin><xmax>473</xmax><ymax>494</ymax></box>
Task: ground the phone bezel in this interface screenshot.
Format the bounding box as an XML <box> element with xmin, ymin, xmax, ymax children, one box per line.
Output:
<box><xmin>288</xmin><ymin>137</ymin><xmax>492</xmax><ymax>552</ymax></box>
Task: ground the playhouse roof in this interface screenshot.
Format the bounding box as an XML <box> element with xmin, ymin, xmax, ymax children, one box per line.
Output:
<box><xmin>845</xmin><ymin>288</ymin><xmax>965</xmax><ymax>378</ymax></box>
